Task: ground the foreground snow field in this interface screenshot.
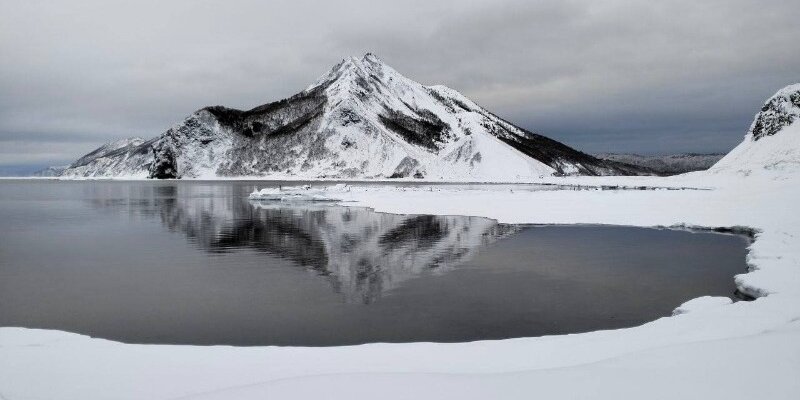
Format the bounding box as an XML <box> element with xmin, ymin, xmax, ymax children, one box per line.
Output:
<box><xmin>1</xmin><ymin>170</ymin><xmax>798</xmax><ymax>399</ymax></box>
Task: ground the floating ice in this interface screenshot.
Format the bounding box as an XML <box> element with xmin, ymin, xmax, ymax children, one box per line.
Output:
<box><xmin>248</xmin><ymin>184</ymin><xmax>349</xmax><ymax>202</ymax></box>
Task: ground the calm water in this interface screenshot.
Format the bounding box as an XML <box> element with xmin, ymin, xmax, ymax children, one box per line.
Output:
<box><xmin>0</xmin><ymin>181</ymin><xmax>750</xmax><ymax>346</ymax></box>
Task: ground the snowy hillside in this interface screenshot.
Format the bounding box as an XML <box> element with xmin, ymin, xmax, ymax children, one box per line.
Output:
<box><xmin>60</xmin><ymin>137</ymin><xmax>154</xmax><ymax>178</ymax></box>
<box><xmin>61</xmin><ymin>54</ymin><xmax>644</xmax><ymax>180</ymax></box>
<box><xmin>32</xmin><ymin>165</ymin><xmax>68</xmax><ymax>177</ymax></box>
<box><xmin>710</xmin><ymin>84</ymin><xmax>800</xmax><ymax>176</ymax></box>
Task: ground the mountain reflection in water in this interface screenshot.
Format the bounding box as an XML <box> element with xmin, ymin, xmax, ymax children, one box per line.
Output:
<box><xmin>92</xmin><ymin>183</ymin><xmax>517</xmax><ymax>304</ymax></box>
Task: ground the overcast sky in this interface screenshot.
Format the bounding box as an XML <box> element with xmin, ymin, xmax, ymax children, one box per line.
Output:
<box><xmin>1</xmin><ymin>0</ymin><xmax>798</xmax><ymax>170</ymax></box>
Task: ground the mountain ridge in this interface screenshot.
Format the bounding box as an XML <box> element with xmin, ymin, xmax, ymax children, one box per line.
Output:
<box><xmin>596</xmin><ymin>153</ymin><xmax>724</xmax><ymax>175</ymax></box>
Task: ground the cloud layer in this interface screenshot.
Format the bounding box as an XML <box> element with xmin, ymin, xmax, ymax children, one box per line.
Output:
<box><xmin>1</xmin><ymin>0</ymin><xmax>798</xmax><ymax>167</ymax></box>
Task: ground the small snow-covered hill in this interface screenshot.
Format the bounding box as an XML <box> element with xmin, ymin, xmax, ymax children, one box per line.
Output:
<box><xmin>61</xmin><ymin>137</ymin><xmax>155</xmax><ymax>178</ymax></box>
<box><xmin>61</xmin><ymin>54</ymin><xmax>644</xmax><ymax>180</ymax></box>
<box><xmin>32</xmin><ymin>165</ymin><xmax>68</xmax><ymax>177</ymax></box>
<box><xmin>710</xmin><ymin>84</ymin><xmax>800</xmax><ymax>176</ymax></box>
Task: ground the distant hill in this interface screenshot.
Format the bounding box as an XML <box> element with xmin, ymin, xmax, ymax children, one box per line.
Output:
<box><xmin>32</xmin><ymin>165</ymin><xmax>68</xmax><ymax>177</ymax></box>
<box><xmin>594</xmin><ymin>153</ymin><xmax>724</xmax><ymax>175</ymax></box>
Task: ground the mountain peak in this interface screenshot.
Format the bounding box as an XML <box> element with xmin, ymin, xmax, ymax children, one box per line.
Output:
<box><xmin>362</xmin><ymin>52</ymin><xmax>378</xmax><ymax>59</ymax></box>
<box><xmin>307</xmin><ymin>53</ymin><xmax>401</xmax><ymax>92</ymax></box>
<box><xmin>346</xmin><ymin>52</ymin><xmax>385</xmax><ymax>67</ymax></box>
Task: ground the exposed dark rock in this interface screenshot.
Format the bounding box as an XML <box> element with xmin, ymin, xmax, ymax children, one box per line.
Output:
<box><xmin>389</xmin><ymin>156</ymin><xmax>423</xmax><ymax>178</ymax></box>
<box><xmin>149</xmin><ymin>143</ymin><xmax>179</xmax><ymax>179</ymax></box>
<box><xmin>379</xmin><ymin>108</ymin><xmax>450</xmax><ymax>151</ymax></box>
<box><xmin>750</xmin><ymin>87</ymin><xmax>800</xmax><ymax>140</ymax></box>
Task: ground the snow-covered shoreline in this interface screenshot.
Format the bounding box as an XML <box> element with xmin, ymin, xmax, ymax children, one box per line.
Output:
<box><xmin>1</xmin><ymin>172</ymin><xmax>797</xmax><ymax>399</ymax></box>
<box><xmin>0</xmin><ymin>174</ymin><xmax>717</xmax><ymax>190</ymax></box>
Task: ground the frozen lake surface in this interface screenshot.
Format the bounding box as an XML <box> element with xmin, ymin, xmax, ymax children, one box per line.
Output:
<box><xmin>0</xmin><ymin>181</ymin><xmax>749</xmax><ymax>346</ymax></box>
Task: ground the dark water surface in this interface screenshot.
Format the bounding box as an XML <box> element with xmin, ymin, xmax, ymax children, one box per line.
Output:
<box><xmin>0</xmin><ymin>180</ymin><xmax>750</xmax><ymax>346</ymax></box>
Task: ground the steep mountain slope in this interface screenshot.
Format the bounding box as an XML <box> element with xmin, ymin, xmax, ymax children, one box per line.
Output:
<box><xmin>595</xmin><ymin>153</ymin><xmax>723</xmax><ymax>175</ymax></box>
<box><xmin>710</xmin><ymin>84</ymin><xmax>800</xmax><ymax>176</ymax></box>
<box><xmin>63</xmin><ymin>54</ymin><xmax>646</xmax><ymax>180</ymax></box>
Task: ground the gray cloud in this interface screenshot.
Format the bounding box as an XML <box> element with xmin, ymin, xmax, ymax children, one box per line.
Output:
<box><xmin>1</xmin><ymin>0</ymin><xmax>798</xmax><ymax>166</ymax></box>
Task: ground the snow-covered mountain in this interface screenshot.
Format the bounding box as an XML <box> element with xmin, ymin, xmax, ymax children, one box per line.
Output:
<box><xmin>61</xmin><ymin>54</ymin><xmax>643</xmax><ymax>180</ymax></box>
<box><xmin>61</xmin><ymin>137</ymin><xmax>155</xmax><ymax>178</ymax></box>
<box><xmin>710</xmin><ymin>84</ymin><xmax>800</xmax><ymax>176</ymax></box>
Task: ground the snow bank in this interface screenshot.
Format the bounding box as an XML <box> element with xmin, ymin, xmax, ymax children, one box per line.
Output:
<box><xmin>672</xmin><ymin>296</ymin><xmax>733</xmax><ymax>315</ymax></box>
